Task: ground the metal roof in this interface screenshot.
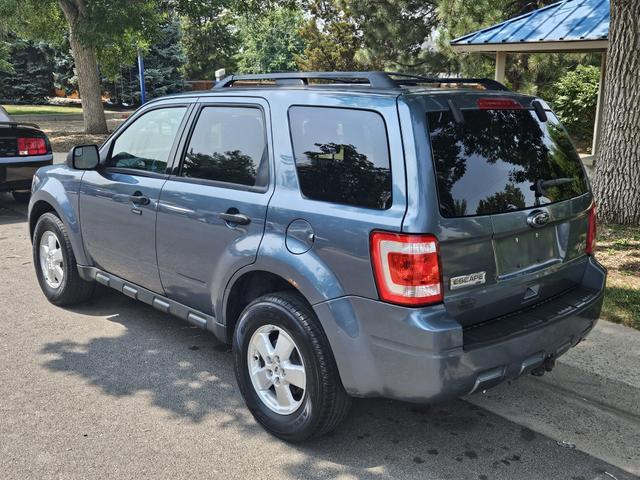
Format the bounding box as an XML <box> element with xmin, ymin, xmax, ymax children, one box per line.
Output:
<box><xmin>451</xmin><ymin>0</ymin><xmax>609</xmax><ymax>53</ymax></box>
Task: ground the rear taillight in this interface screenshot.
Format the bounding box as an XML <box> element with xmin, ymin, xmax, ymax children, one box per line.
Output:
<box><xmin>17</xmin><ymin>137</ymin><xmax>47</xmax><ymax>156</ymax></box>
<box><xmin>477</xmin><ymin>97</ymin><xmax>522</xmax><ymax>110</ymax></box>
<box><xmin>585</xmin><ymin>203</ymin><xmax>597</xmax><ymax>255</ymax></box>
<box><xmin>370</xmin><ymin>231</ymin><xmax>443</xmax><ymax>307</ymax></box>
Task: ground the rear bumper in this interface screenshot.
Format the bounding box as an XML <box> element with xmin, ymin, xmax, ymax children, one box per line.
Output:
<box><xmin>313</xmin><ymin>256</ymin><xmax>606</xmax><ymax>403</ymax></box>
<box><xmin>0</xmin><ymin>156</ymin><xmax>52</xmax><ymax>191</ymax></box>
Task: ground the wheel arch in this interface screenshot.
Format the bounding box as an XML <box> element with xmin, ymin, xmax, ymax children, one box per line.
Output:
<box><xmin>223</xmin><ymin>270</ymin><xmax>298</xmax><ymax>344</ymax></box>
<box><xmin>29</xmin><ymin>200</ymin><xmax>56</xmax><ymax>239</ymax></box>
<box><xmin>29</xmin><ymin>188</ymin><xmax>89</xmax><ymax>265</ymax></box>
<box><xmin>220</xmin><ymin>242</ymin><xmax>347</xmax><ymax>344</ymax></box>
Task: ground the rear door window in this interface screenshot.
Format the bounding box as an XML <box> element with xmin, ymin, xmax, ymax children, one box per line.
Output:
<box><xmin>289</xmin><ymin>106</ymin><xmax>392</xmax><ymax>210</ymax></box>
<box><xmin>181</xmin><ymin>106</ymin><xmax>268</xmax><ymax>188</ymax></box>
<box><xmin>427</xmin><ymin>109</ymin><xmax>588</xmax><ymax>217</ymax></box>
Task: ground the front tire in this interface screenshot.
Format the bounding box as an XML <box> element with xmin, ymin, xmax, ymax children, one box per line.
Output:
<box><xmin>33</xmin><ymin>212</ymin><xmax>95</xmax><ymax>306</ymax></box>
<box><xmin>233</xmin><ymin>292</ymin><xmax>351</xmax><ymax>442</ymax></box>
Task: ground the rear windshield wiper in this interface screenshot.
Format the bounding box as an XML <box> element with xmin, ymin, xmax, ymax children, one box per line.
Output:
<box><xmin>531</xmin><ymin>177</ymin><xmax>575</xmax><ymax>197</ymax></box>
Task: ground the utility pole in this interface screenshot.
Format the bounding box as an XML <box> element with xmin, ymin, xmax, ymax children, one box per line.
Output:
<box><xmin>137</xmin><ymin>49</ymin><xmax>146</xmax><ymax>104</ymax></box>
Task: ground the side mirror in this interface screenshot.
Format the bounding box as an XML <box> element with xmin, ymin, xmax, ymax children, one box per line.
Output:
<box><xmin>67</xmin><ymin>145</ymin><xmax>100</xmax><ymax>170</ymax></box>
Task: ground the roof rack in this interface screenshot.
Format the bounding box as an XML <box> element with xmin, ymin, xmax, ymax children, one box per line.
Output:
<box><xmin>213</xmin><ymin>71</ymin><xmax>508</xmax><ymax>91</ymax></box>
<box><xmin>386</xmin><ymin>72</ymin><xmax>509</xmax><ymax>91</ymax></box>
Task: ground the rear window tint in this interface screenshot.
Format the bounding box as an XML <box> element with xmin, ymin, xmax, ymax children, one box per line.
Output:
<box><xmin>428</xmin><ymin>109</ymin><xmax>589</xmax><ymax>218</ymax></box>
<box><xmin>289</xmin><ymin>106</ymin><xmax>392</xmax><ymax>210</ymax></box>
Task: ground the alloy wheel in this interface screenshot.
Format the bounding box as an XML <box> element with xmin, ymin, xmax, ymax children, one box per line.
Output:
<box><xmin>247</xmin><ymin>324</ymin><xmax>307</xmax><ymax>415</ymax></box>
<box><xmin>39</xmin><ymin>231</ymin><xmax>64</xmax><ymax>289</ymax></box>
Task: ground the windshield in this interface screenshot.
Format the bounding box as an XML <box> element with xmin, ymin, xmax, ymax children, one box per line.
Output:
<box><xmin>427</xmin><ymin>109</ymin><xmax>589</xmax><ymax>218</ymax></box>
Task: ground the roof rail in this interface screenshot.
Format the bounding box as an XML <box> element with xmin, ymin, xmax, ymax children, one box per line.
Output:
<box><xmin>214</xmin><ymin>71</ymin><xmax>397</xmax><ymax>89</ymax></box>
<box><xmin>213</xmin><ymin>71</ymin><xmax>508</xmax><ymax>91</ymax></box>
<box><xmin>386</xmin><ymin>72</ymin><xmax>509</xmax><ymax>91</ymax></box>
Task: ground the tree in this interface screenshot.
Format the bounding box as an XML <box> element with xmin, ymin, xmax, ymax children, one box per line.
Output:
<box><xmin>0</xmin><ymin>31</ymin><xmax>12</xmax><ymax>74</ymax></box>
<box><xmin>343</xmin><ymin>0</ymin><xmax>438</xmax><ymax>70</ymax></box>
<box><xmin>103</xmin><ymin>19</ymin><xmax>186</xmax><ymax>104</ymax></box>
<box><xmin>138</xmin><ymin>19</ymin><xmax>186</xmax><ymax>99</ymax></box>
<box><xmin>0</xmin><ymin>0</ymin><xmax>163</xmax><ymax>133</ymax></box>
<box><xmin>550</xmin><ymin>65</ymin><xmax>600</xmax><ymax>146</ymax></box>
<box><xmin>52</xmin><ymin>38</ymin><xmax>78</xmax><ymax>96</ymax></box>
<box><xmin>436</xmin><ymin>0</ymin><xmax>573</xmax><ymax>83</ymax></box>
<box><xmin>236</xmin><ymin>5</ymin><xmax>306</xmax><ymax>73</ymax></box>
<box><xmin>593</xmin><ymin>0</ymin><xmax>640</xmax><ymax>224</ymax></box>
<box><xmin>0</xmin><ymin>37</ymin><xmax>55</xmax><ymax>103</ymax></box>
<box><xmin>176</xmin><ymin>0</ymin><xmax>238</xmax><ymax>79</ymax></box>
<box><xmin>297</xmin><ymin>0</ymin><xmax>367</xmax><ymax>71</ymax></box>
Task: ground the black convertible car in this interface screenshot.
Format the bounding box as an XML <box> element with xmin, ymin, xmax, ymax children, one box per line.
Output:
<box><xmin>0</xmin><ymin>105</ymin><xmax>53</xmax><ymax>203</ymax></box>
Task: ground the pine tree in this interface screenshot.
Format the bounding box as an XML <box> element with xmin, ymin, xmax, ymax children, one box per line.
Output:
<box><xmin>236</xmin><ymin>5</ymin><xmax>306</xmax><ymax>73</ymax></box>
<box><xmin>297</xmin><ymin>0</ymin><xmax>367</xmax><ymax>71</ymax></box>
<box><xmin>0</xmin><ymin>36</ymin><xmax>54</xmax><ymax>103</ymax></box>
<box><xmin>140</xmin><ymin>20</ymin><xmax>186</xmax><ymax>100</ymax></box>
<box><xmin>177</xmin><ymin>0</ymin><xmax>238</xmax><ymax>79</ymax></box>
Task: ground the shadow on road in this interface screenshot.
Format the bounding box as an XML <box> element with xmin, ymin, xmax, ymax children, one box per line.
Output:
<box><xmin>2</xmin><ymin>189</ymin><xmax>635</xmax><ymax>478</ymax></box>
<box><xmin>0</xmin><ymin>192</ymin><xmax>28</xmax><ymax>226</ymax></box>
<box><xmin>39</xmin><ymin>289</ymin><xmax>634</xmax><ymax>480</ymax></box>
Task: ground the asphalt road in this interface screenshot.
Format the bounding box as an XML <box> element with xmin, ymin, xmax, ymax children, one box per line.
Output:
<box><xmin>1</xmin><ymin>193</ymin><xmax>639</xmax><ymax>480</ymax></box>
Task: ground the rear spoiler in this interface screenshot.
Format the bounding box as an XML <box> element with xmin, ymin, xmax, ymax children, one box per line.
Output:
<box><xmin>0</xmin><ymin>121</ymin><xmax>41</xmax><ymax>129</ymax></box>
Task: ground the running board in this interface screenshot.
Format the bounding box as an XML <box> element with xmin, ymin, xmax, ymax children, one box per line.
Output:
<box><xmin>77</xmin><ymin>265</ymin><xmax>227</xmax><ymax>341</ymax></box>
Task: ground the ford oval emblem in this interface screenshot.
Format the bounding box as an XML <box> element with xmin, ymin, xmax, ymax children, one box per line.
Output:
<box><xmin>527</xmin><ymin>210</ymin><xmax>550</xmax><ymax>228</ymax></box>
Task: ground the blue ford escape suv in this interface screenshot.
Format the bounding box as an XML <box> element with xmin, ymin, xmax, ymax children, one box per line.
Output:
<box><xmin>28</xmin><ymin>72</ymin><xmax>605</xmax><ymax>441</ymax></box>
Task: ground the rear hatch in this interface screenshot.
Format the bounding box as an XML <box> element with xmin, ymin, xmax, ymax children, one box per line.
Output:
<box><xmin>425</xmin><ymin>94</ymin><xmax>592</xmax><ymax>327</ymax></box>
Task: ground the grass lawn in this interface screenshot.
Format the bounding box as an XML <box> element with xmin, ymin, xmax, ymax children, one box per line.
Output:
<box><xmin>2</xmin><ymin>104</ymin><xmax>85</xmax><ymax>116</ymax></box>
<box><xmin>597</xmin><ymin>224</ymin><xmax>640</xmax><ymax>330</ymax></box>
<box><xmin>4</xmin><ymin>104</ymin><xmax>125</xmax><ymax>118</ymax></box>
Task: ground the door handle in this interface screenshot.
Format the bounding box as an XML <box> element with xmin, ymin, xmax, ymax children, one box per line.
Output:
<box><xmin>129</xmin><ymin>191</ymin><xmax>150</xmax><ymax>206</ymax></box>
<box><xmin>218</xmin><ymin>210</ymin><xmax>251</xmax><ymax>225</ymax></box>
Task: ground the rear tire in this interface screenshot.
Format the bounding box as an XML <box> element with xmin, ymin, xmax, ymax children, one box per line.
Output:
<box><xmin>12</xmin><ymin>190</ymin><xmax>30</xmax><ymax>204</ymax></box>
<box><xmin>33</xmin><ymin>212</ymin><xmax>95</xmax><ymax>306</ymax></box>
<box><xmin>233</xmin><ymin>291</ymin><xmax>351</xmax><ymax>442</ymax></box>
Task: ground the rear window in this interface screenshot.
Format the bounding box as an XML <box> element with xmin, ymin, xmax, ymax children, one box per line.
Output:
<box><xmin>428</xmin><ymin>109</ymin><xmax>589</xmax><ymax>218</ymax></box>
<box><xmin>289</xmin><ymin>106</ymin><xmax>392</xmax><ymax>210</ymax></box>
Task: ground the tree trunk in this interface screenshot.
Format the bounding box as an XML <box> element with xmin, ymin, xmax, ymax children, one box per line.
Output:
<box><xmin>592</xmin><ymin>0</ymin><xmax>640</xmax><ymax>224</ymax></box>
<box><xmin>59</xmin><ymin>0</ymin><xmax>108</xmax><ymax>134</ymax></box>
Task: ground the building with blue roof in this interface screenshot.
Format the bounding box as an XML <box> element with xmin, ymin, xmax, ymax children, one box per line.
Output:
<box><xmin>450</xmin><ymin>0</ymin><xmax>609</xmax><ymax>158</ymax></box>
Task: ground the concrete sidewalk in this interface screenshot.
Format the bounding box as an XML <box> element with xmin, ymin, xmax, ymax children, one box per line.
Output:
<box><xmin>469</xmin><ymin>320</ymin><xmax>640</xmax><ymax>475</ymax></box>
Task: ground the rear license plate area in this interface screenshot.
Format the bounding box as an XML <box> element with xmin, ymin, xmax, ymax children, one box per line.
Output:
<box><xmin>494</xmin><ymin>226</ymin><xmax>560</xmax><ymax>277</ymax></box>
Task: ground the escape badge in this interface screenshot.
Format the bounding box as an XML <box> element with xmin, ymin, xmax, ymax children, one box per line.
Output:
<box><xmin>450</xmin><ymin>271</ymin><xmax>486</xmax><ymax>290</ymax></box>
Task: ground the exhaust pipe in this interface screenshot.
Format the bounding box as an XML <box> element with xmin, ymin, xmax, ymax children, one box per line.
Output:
<box><xmin>531</xmin><ymin>356</ymin><xmax>556</xmax><ymax>377</ymax></box>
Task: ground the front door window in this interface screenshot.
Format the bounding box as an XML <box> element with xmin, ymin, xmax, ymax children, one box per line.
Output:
<box><xmin>109</xmin><ymin>107</ymin><xmax>187</xmax><ymax>174</ymax></box>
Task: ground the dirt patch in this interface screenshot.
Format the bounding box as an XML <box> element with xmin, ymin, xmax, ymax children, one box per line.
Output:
<box><xmin>36</xmin><ymin>118</ymin><xmax>126</xmax><ymax>152</ymax></box>
<box><xmin>48</xmin><ymin>132</ymin><xmax>112</xmax><ymax>152</ymax></box>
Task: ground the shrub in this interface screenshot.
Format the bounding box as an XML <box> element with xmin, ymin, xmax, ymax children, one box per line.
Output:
<box><xmin>550</xmin><ymin>65</ymin><xmax>600</xmax><ymax>146</ymax></box>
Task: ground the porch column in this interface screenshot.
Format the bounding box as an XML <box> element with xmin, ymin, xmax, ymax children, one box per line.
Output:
<box><xmin>495</xmin><ymin>51</ymin><xmax>507</xmax><ymax>83</ymax></box>
<box><xmin>592</xmin><ymin>52</ymin><xmax>607</xmax><ymax>156</ymax></box>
